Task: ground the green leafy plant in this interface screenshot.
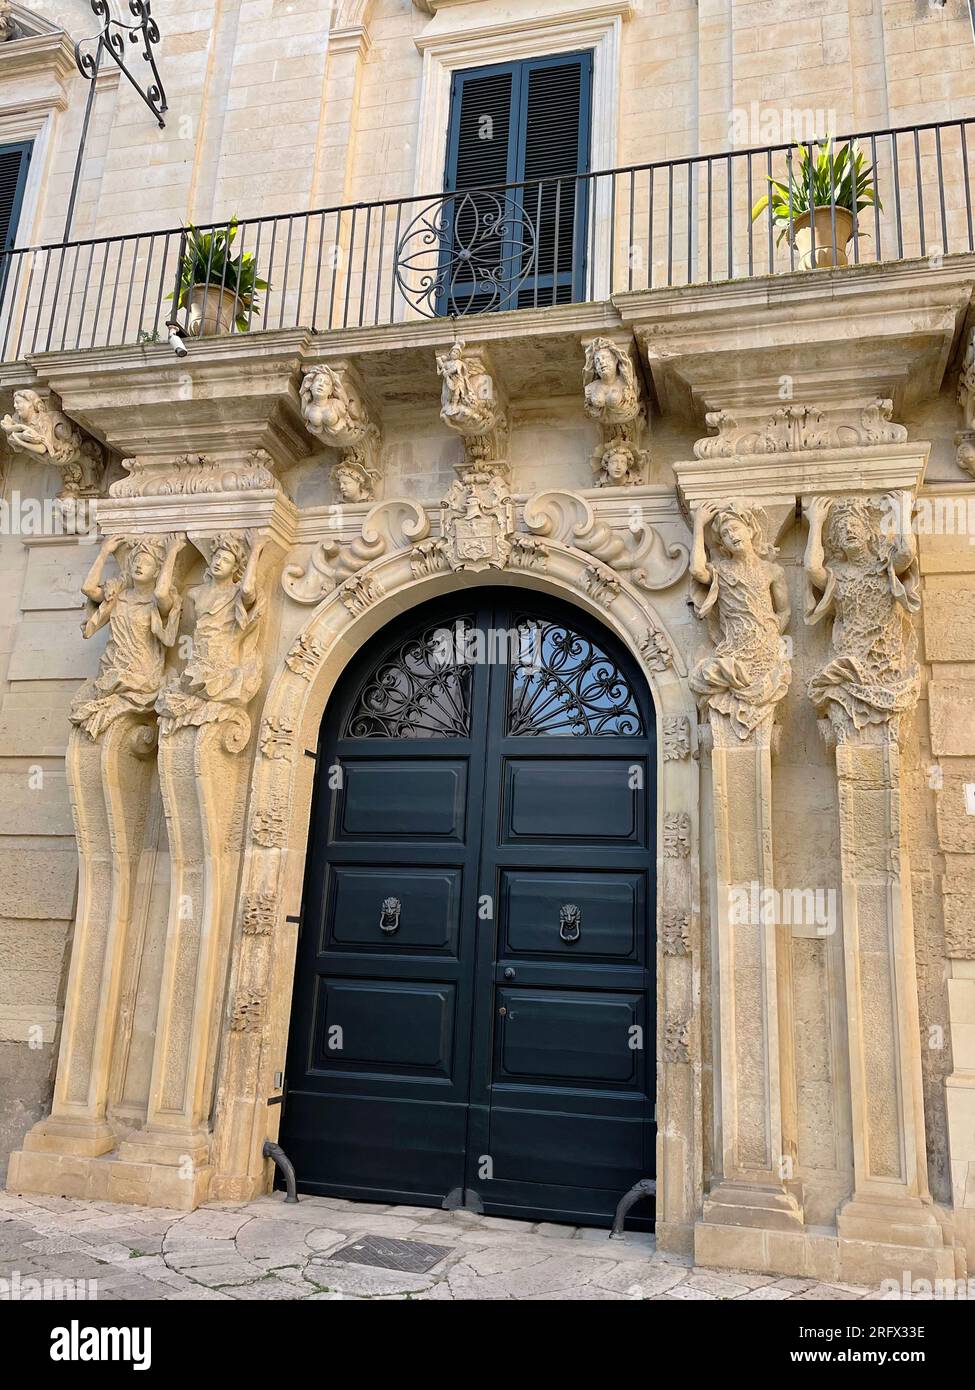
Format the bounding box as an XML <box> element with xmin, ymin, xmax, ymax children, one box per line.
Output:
<box><xmin>750</xmin><ymin>137</ymin><xmax>881</xmax><ymax>245</ymax></box>
<box><xmin>168</xmin><ymin>218</ymin><xmax>269</xmax><ymax>332</ymax></box>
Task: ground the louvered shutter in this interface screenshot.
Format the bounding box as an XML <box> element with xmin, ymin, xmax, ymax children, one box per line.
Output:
<box><xmin>517</xmin><ymin>55</ymin><xmax>591</xmax><ymax>307</ymax></box>
<box><xmin>443</xmin><ymin>53</ymin><xmax>591</xmax><ymax>314</ymax></box>
<box><xmin>0</xmin><ymin>142</ymin><xmax>31</xmax><ymax>253</ymax></box>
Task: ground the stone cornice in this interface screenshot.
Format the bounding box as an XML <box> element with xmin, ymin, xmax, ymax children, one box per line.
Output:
<box><xmin>414</xmin><ymin>0</ymin><xmax>635</xmax><ymax>54</ymax></box>
<box><xmin>0</xmin><ymin>31</ymin><xmax>76</xmax><ymax>88</ymax></box>
<box><xmin>328</xmin><ymin>24</ymin><xmax>372</xmax><ymax>60</ymax></box>
<box><xmin>93</xmin><ymin>491</ymin><xmax>299</xmax><ymax>553</ymax></box>
<box><xmin>674</xmin><ymin>443</ymin><xmax>929</xmax><ymax>511</ymax></box>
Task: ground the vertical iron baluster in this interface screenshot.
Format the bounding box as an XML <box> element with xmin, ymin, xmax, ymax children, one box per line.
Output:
<box><xmin>828</xmin><ymin>135</ymin><xmax>837</xmax><ymax>270</ymax></box>
<box><xmin>667</xmin><ymin>163</ymin><xmax>674</xmax><ymax>284</ymax></box>
<box><xmin>2</xmin><ymin>249</ymin><xmax>26</xmax><ymax>360</ymax></box>
<box><xmin>45</xmin><ymin>245</ymin><xmax>69</xmax><ymax>352</ymax></box>
<box><xmin>962</xmin><ymin>122</ymin><xmax>974</xmax><ymax>253</ymax></box>
<box><xmin>807</xmin><ymin>140</ymin><xmax>816</xmax><ymax>268</ymax></box>
<box><xmin>30</xmin><ymin>245</ymin><xmax>53</xmax><ymax>354</ymax></box>
<box><xmin>587</xmin><ymin>177</ymin><xmax>596</xmax><ymax>300</ymax></box>
<box><xmin>263</xmin><ymin>219</ymin><xmax>278</xmax><ymax>329</ymax></box>
<box><xmin>121</xmin><ymin>236</ymin><xmax>141</xmax><ymax>344</ymax></box>
<box><xmin>871</xmin><ymin>134</ymin><xmax>882</xmax><ymax>260</ymax></box>
<box><xmin>358</xmin><ymin>204</ymin><xmax>372</xmax><ymax>326</ymax></box>
<box><xmin>747</xmin><ymin>151</ymin><xmax>754</xmax><ymax>277</ymax></box>
<box><xmin>726</xmin><ymin>154</ymin><xmax>733</xmax><ymax>280</ymax></box>
<box><xmin>647</xmin><ymin>165</ymin><xmax>654</xmax><ymax>290</ymax></box>
<box><xmin>156</xmin><ymin>231</ymin><xmax>177</xmax><ymax>338</ymax></box>
<box><xmin>892</xmin><ymin>130</ymin><xmax>903</xmax><ymax>258</ymax></box>
<box><xmin>342</xmin><ymin>207</ymin><xmax>358</xmax><ymax>327</ymax></box>
<box><xmin>608</xmin><ymin>172</ymin><xmax>616</xmax><ymax>299</ymax></box>
<box><xmin>326</xmin><ymin>209</ymin><xmax>340</xmax><ymax>330</ymax></box>
<box><xmin>552</xmin><ymin>178</ymin><xmax>562</xmax><ymax>306</ymax></box>
<box><xmin>296</xmin><ymin>213</ymin><xmax>310</xmax><ymax>327</ymax></box>
<box><xmin>61</xmin><ymin>244</ymin><xmax>82</xmax><ymax>350</ymax></box>
<box><xmin>686</xmin><ymin>162</ymin><xmax>693</xmax><ymax>283</ymax></box>
<box><xmin>311</xmin><ymin>211</ymin><xmax>326</xmax><ymax>331</ymax></box>
<box><xmin>850</xmin><ymin>145</ymin><xmax>860</xmax><ymax>266</ymax></box>
<box><xmin>388</xmin><ymin>201</ymin><xmax>402</xmax><ymax>323</ymax></box>
<box><xmin>89</xmin><ymin>240</ymin><xmax>113</xmax><ymax>348</ymax></box>
<box><xmin>106</xmin><ymin>238</ymin><xmax>126</xmax><ymax>346</ymax></box>
<box><xmin>373</xmin><ymin>203</ymin><xmax>386</xmax><ymax>327</ymax></box>
<box><xmin>15</xmin><ymin>249</ymin><xmax>39</xmax><ymax>359</ymax></box>
<box><xmin>913</xmin><ymin>126</ymin><xmax>925</xmax><ymax>258</ymax></box>
<box><xmin>136</xmin><ymin>234</ymin><xmax>154</xmax><ymax>341</ymax></box>
<box><xmin>935</xmin><ymin>124</ymin><xmax>948</xmax><ymax>254</ymax></box>
<box><xmin>786</xmin><ymin>145</ymin><xmax>796</xmax><ymax>271</ymax></box>
<box><xmin>765</xmin><ymin>147</ymin><xmax>774</xmax><ymax>273</ymax></box>
<box><xmin>75</xmin><ymin>242</ymin><xmax>97</xmax><ymax>351</ymax></box>
<box><xmin>246</xmin><ymin>222</ymin><xmax>263</xmax><ymax>333</ymax></box>
<box><xmin>627</xmin><ymin>170</ymin><xmax>635</xmax><ymax>291</ymax></box>
<box><xmin>279</xmin><ymin>216</ymin><xmax>295</xmax><ymax>331</ymax></box>
<box><xmin>706</xmin><ymin>156</ymin><xmax>712</xmax><ymax>281</ymax></box>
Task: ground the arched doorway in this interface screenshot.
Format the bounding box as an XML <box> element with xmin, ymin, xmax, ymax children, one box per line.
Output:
<box><xmin>279</xmin><ymin>588</ymin><xmax>657</xmax><ymax>1228</ymax></box>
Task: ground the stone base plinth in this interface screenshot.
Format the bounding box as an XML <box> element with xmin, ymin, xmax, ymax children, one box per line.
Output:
<box><xmin>696</xmin><ymin>1216</ymin><xmax>957</xmax><ymax>1285</ymax></box>
<box><xmin>19</xmin><ymin>1116</ymin><xmax>117</xmax><ymax>1159</ymax></box>
<box><xmin>703</xmin><ymin>1180</ymin><xmax>804</xmax><ymax>1232</ymax></box>
<box><xmin>6</xmin><ymin>1147</ymin><xmax>213</xmax><ymax>1211</ymax></box>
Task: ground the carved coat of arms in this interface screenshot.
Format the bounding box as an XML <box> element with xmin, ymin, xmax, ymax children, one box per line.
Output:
<box><xmin>440</xmin><ymin>468</ymin><xmax>513</xmax><ymax>572</ymax></box>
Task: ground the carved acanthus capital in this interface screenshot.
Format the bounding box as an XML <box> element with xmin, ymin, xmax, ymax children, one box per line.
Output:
<box><xmin>803</xmin><ymin>492</ymin><xmax>921</xmax><ymax>745</ymax></box>
<box><xmin>693</xmin><ymin>399</ymin><xmax>908</xmax><ymax>459</ymax></box>
<box><xmin>70</xmin><ymin>533</ymin><xmax>185</xmax><ymax>741</ymax></box>
<box><xmin>1</xmin><ymin>389</ymin><xmax>105</xmax><ymax>500</ymax></box>
<box><xmin>688</xmin><ymin>501</ymin><xmax>792</xmax><ymax>743</ymax></box>
<box><xmin>300</xmin><ymin>363</ymin><xmax>382</xmax><ymax>495</ymax></box>
<box><xmin>437</xmin><ymin>340</ymin><xmax>508</xmax><ymax>470</ymax></box>
<box><xmin>110</xmin><ymin>449</ymin><xmax>280</xmax><ymax>498</ymax></box>
<box><xmin>583</xmin><ymin>337</ymin><xmax>648</xmax><ymax>486</ymax></box>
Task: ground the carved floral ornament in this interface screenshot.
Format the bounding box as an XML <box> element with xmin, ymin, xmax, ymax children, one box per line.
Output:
<box><xmin>70</xmin><ymin>530</ymin><xmax>270</xmax><ymax>751</ymax></box>
<box><xmin>110</xmin><ymin>449</ymin><xmax>279</xmax><ymax>497</ymax></box>
<box><xmin>1</xmin><ymin>390</ymin><xmax>105</xmax><ymax>500</ymax></box>
<box><xmin>693</xmin><ymin>399</ymin><xmax>908</xmax><ymax>460</ymax></box>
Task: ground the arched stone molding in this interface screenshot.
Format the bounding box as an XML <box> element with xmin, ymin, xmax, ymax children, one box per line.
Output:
<box><xmin>209</xmin><ymin>546</ymin><xmax>703</xmax><ymax>1255</ymax></box>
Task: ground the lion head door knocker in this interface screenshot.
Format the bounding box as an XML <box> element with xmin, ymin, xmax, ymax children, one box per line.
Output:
<box><xmin>379</xmin><ymin>897</ymin><xmax>402</xmax><ymax>935</ymax></box>
<box><xmin>559</xmin><ymin>903</ymin><xmax>582</xmax><ymax>943</ymax></box>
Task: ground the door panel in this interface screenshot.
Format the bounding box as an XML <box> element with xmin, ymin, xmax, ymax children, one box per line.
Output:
<box><xmin>281</xmin><ymin>590</ymin><xmax>656</xmax><ymax>1229</ymax></box>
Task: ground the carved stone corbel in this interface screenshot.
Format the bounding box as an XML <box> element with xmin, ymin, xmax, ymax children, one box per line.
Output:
<box><xmin>582</xmin><ymin>336</ymin><xmax>648</xmax><ymax>486</ymax></box>
<box><xmin>1</xmin><ymin>388</ymin><xmax>105</xmax><ymax>500</ymax></box>
<box><xmin>693</xmin><ymin>399</ymin><xmax>908</xmax><ymax>460</ymax></box>
<box><xmin>436</xmin><ymin>340</ymin><xmax>508</xmax><ymax>472</ymax></box>
<box><xmin>299</xmin><ymin>362</ymin><xmax>382</xmax><ymax>500</ymax></box>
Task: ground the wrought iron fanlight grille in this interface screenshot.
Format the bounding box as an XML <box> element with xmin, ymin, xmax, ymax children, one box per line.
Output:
<box><xmin>507</xmin><ymin>619</ymin><xmax>644</xmax><ymax>736</ymax></box>
<box><xmin>345</xmin><ymin>619</ymin><xmax>475</xmax><ymax>738</ymax></box>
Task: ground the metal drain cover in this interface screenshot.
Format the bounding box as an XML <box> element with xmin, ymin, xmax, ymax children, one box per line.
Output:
<box><xmin>328</xmin><ymin>1234</ymin><xmax>453</xmax><ymax>1274</ymax></box>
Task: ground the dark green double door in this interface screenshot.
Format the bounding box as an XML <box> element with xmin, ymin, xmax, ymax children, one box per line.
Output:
<box><xmin>281</xmin><ymin>590</ymin><xmax>656</xmax><ymax>1228</ymax></box>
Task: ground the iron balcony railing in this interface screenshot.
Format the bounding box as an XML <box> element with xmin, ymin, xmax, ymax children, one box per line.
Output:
<box><xmin>1</xmin><ymin>116</ymin><xmax>973</xmax><ymax>363</ymax></box>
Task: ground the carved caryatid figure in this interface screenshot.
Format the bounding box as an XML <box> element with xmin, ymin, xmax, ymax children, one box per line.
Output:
<box><xmin>688</xmin><ymin>501</ymin><xmax>792</xmax><ymax>740</ymax></box>
<box><xmin>1</xmin><ymin>389</ymin><xmax>104</xmax><ymax>499</ymax></box>
<box><xmin>0</xmin><ymin>2</ymin><xmax>12</xmax><ymax>42</ymax></box>
<box><xmin>70</xmin><ymin>534</ymin><xmax>184</xmax><ymax>740</ymax></box>
<box><xmin>583</xmin><ymin>338</ymin><xmax>640</xmax><ymax>426</ymax></box>
<box><xmin>803</xmin><ymin>495</ymin><xmax>920</xmax><ymax>742</ymax></box>
<box><xmin>156</xmin><ymin>532</ymin><xmax>267</xmax><ymax>738</ymax></box>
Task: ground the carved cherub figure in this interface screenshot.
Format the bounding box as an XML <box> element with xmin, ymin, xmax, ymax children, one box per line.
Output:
<box><xmin>591</xmin><ymin>437</ymin><xmax>644</xmax><ymax>487</ymax></box>
<box><xmin>689</xmin><ymin>501</ymin><xmax>791</xmax><ymax>740</ymax></box>
<box><xmin>157</xmin><ymin>531</ymin><xmax>268</xmax><ymax>735</ymax></box>
<box><xmin>803</xmin><ymin>494</ymin><xmax>920</xmax><ymax>740</ymax></box>
<box><xmin>70</xmin><ymin>534</ymin><xmax>184</xmax><ymax>740</ymax></box>
<box><xmin>583</xmin><ymin>339</ymin><xmax>640</xmax><ymax>425</ymax></box>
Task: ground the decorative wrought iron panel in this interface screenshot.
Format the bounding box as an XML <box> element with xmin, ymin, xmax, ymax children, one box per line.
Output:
<box><xmin>507</xmin><ymin>618</ymin><xmax>644</xmax><ymax>736</ymax></box>
<box><xmin>344</xmin><ymin>618</ymin><xmax>475</xmax><ymax>738</ymax></box>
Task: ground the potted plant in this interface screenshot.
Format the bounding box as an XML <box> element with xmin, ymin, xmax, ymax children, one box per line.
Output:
<box><xmin>751</xmin><ymin>137</ymin><xmax>880</xmax><ymax>270</ymax></box>
<box><xmin>169</xmin><ymin>218</ymin><xmax>269</xmax><ymax>336</ymax></box>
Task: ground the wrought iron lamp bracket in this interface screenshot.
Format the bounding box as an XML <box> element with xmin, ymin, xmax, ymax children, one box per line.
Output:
<box><xmin>75</xmin><ymin>1</ymin><xmax>167</xmax><ymax>128</ymax></box>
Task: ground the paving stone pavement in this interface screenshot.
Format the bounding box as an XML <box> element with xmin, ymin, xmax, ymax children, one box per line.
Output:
<box><xmin>0</xmin><ymin>1191</ymin><xmax>899</xmax><ymax>1301</ymax></box>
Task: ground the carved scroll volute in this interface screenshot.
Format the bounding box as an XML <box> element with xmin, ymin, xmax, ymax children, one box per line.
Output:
<box><xmin>687</xmin><ymin>501</ymin><xmax>792</xmax><ymax>744</ymax></box>
<box><xmin>1</xmin><ymin>388</ymin><xmax>106</xmax><ymax>500</ymax></box>
<box><xmin>436</xmin><ymin>340</ymin><xmax>508</xmax><ymax>471</ymax></box>
<box><xmin>299</xmin><ymin>362</ymin><xmax>382</xmax><ymax>501</ymax></box>
<box><xmin>582</xmin><ymin>336</ymin><xmax>648</xmax><ymax>487</ymax></box>
<box><xmin>802</xmin><ymin>491</ymin><xmax>921</xmax><ymax>746</ymax></box>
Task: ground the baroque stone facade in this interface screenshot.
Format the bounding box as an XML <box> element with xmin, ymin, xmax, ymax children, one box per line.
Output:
<box><xmin>0</xmin><ymin>0</ymin><xmax>974</xmax><ymax>1293</ymax></box>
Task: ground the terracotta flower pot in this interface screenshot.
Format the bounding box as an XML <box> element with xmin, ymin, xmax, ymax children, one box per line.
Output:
<box><xmin>790</xmin><ymin>206</ymin><xmax>856</xmax><ymax>270</ymax></box>
<box><xmin>185</xmin><ymin>283</ymin><xmax>240</xmax><ymax>337</ymax></box>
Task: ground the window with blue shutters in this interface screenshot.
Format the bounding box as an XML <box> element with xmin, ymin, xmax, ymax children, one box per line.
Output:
<box><xmin>0</xmin><ymin>141</ymin><xmax>31</xmax><ymax>254</ymax></box>
<box><xmin>442</xmin><ymin>52</ymin><xmax>592</xmax><ymax>313</ymax></box>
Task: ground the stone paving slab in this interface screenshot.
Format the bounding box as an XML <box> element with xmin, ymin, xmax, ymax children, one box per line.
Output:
<box><xmin>0</xmin><ymin>1192</ymin><xmax>903</xmax><ymax>1301</ymax></box>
